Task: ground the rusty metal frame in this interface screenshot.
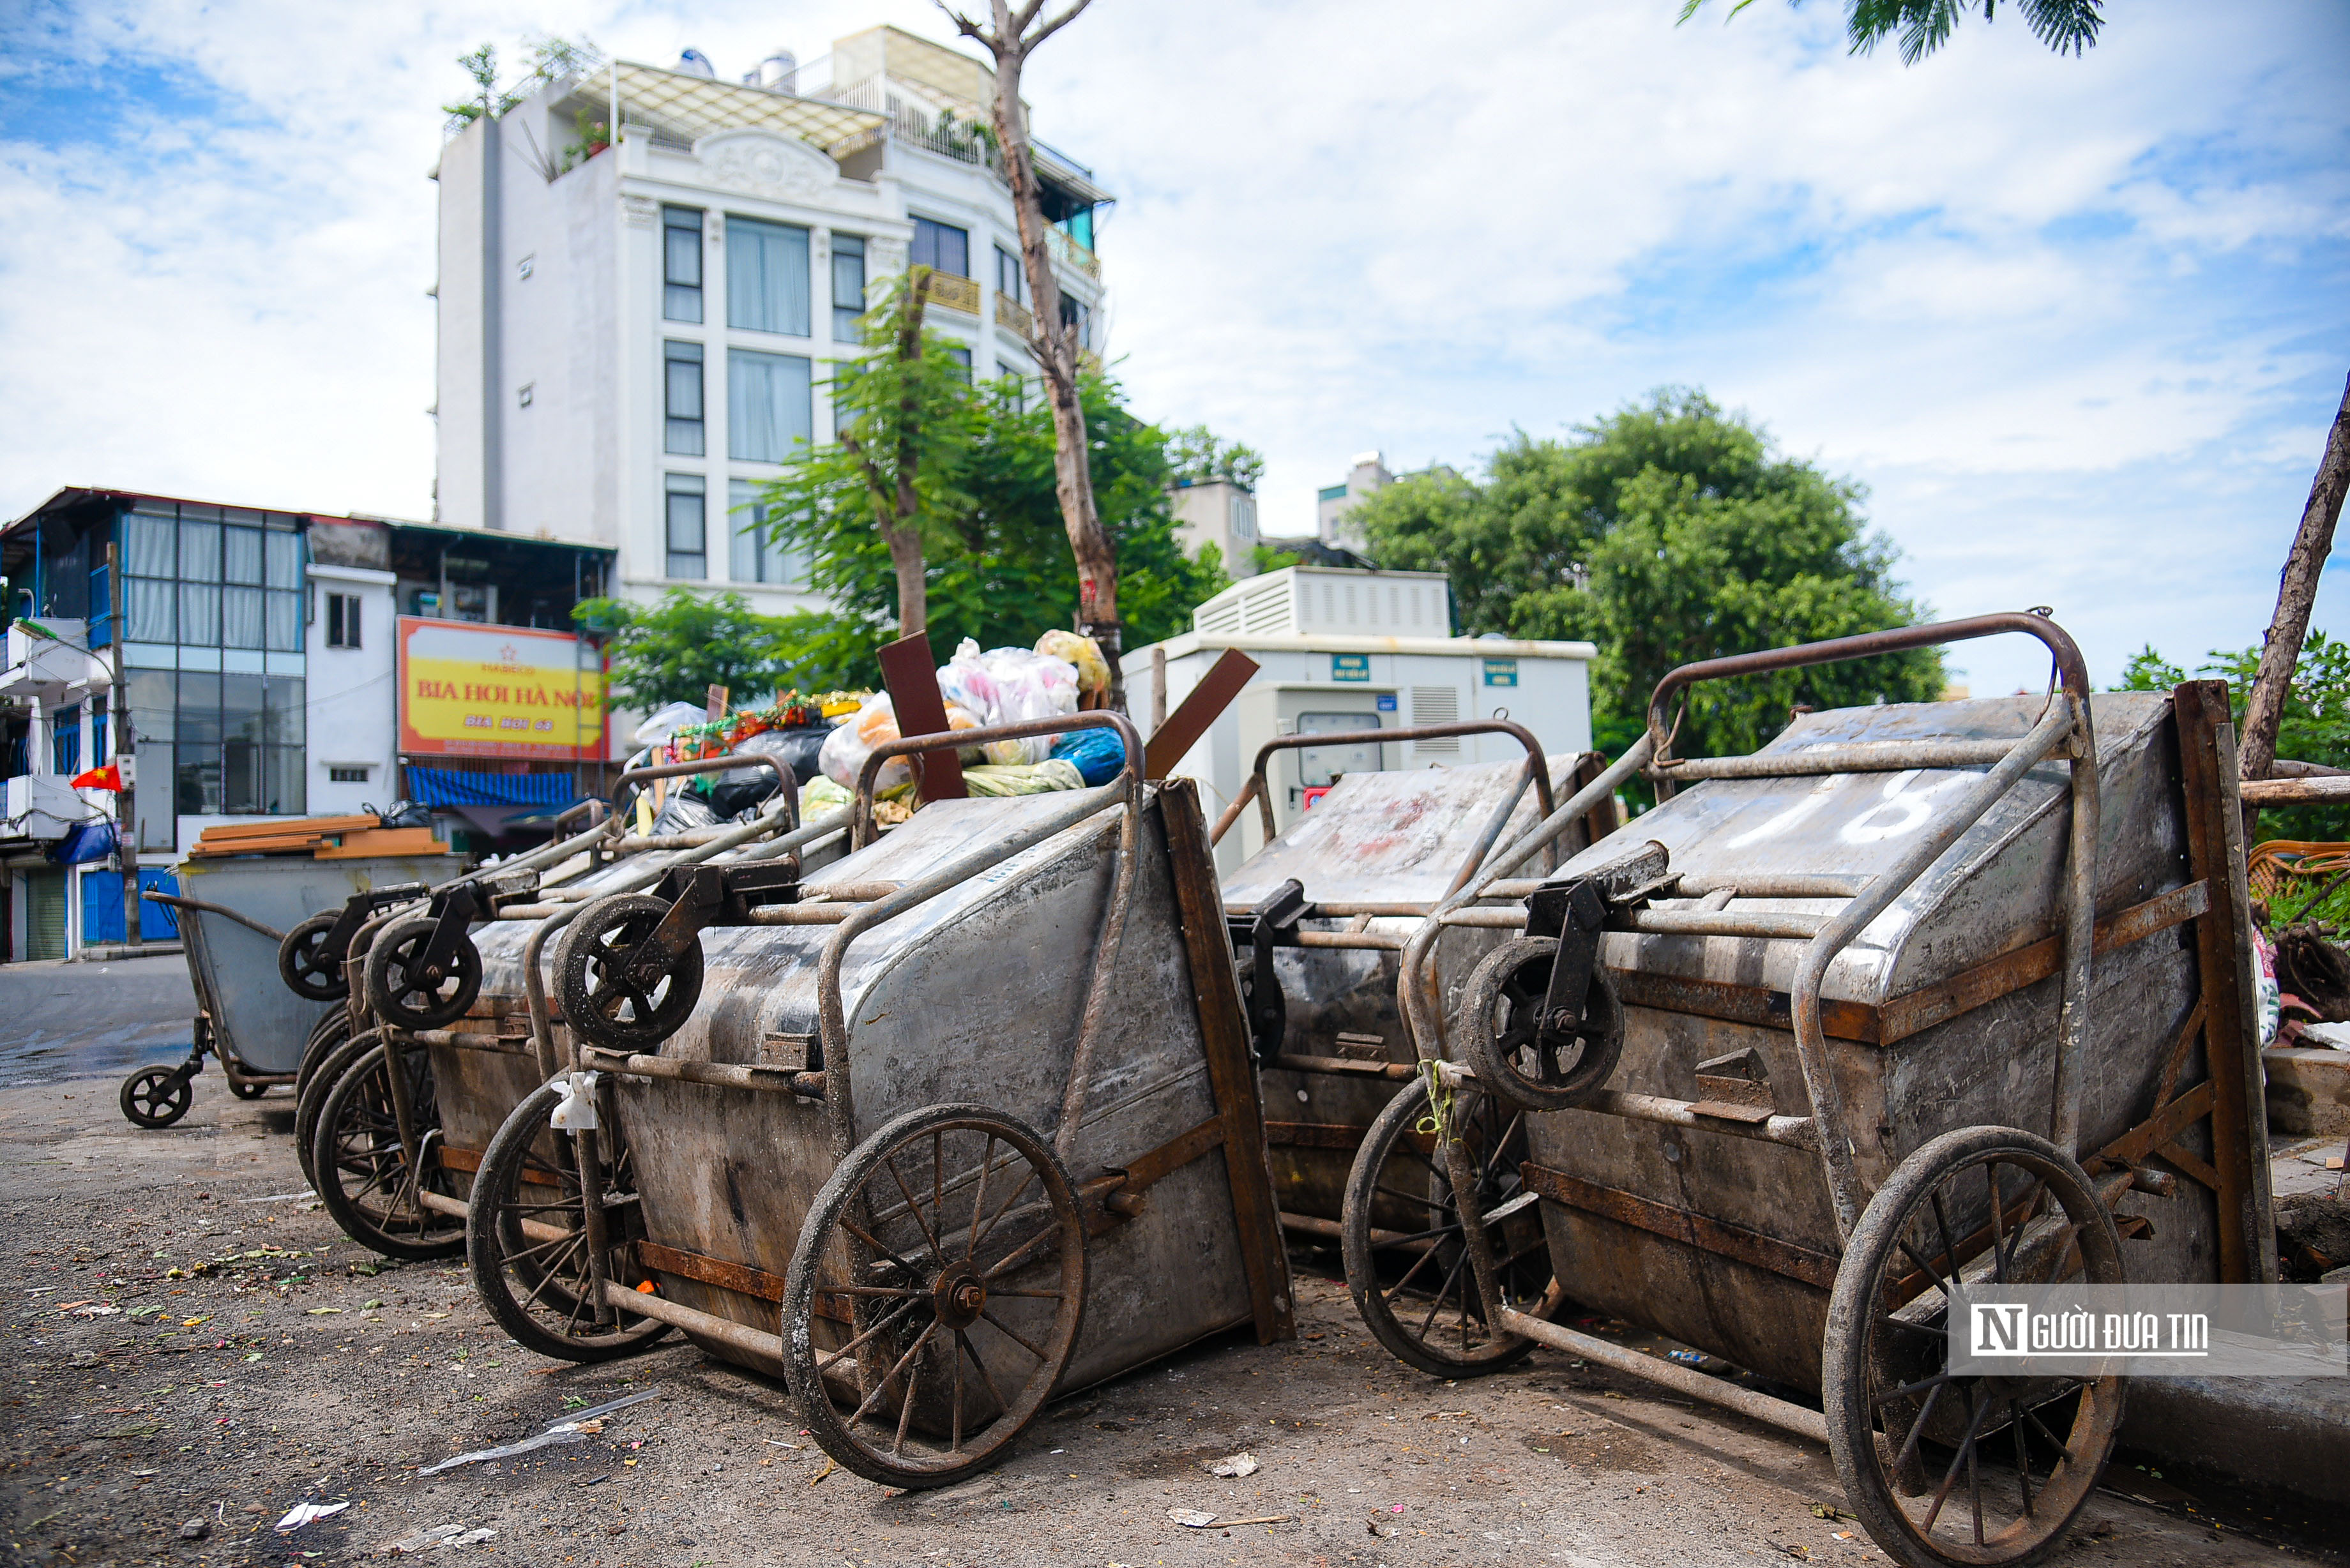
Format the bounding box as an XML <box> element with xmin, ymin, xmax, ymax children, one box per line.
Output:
<box><xmin>1209</xmin><ymin>718</ymin><xmax>1558</xmax><ymax>854</ymax></box>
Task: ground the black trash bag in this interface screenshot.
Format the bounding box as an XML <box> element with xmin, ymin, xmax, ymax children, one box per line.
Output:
<box><xmin>703</xmin><ymin>727</ymin><xmax>829</xmax><ymax>821</ymax></box>
<box><xmin>651</xmin><ymin>788</ymin><xmax>722</xmax><ymax>836</ymax></box>
<box><xmin>366</xmin><ymin>801</ymin><xmax>435</xmax><ymax>831</ymax></box>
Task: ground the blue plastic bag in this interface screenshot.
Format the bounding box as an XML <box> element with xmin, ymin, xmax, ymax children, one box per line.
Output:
<box><xmin>1050</xmin><ymin>727</ymin><xmax>1128</xmax><ymax>787</ymax></box>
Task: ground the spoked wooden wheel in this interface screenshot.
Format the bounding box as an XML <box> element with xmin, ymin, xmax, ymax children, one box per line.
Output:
<box><xmin>363</xmin><ymin>914</ymin><xmax>483</xmax><ymax>1033</ymax></box>
<box><xmin>310</xmin><ymin>1040</ymin><xmax>466</xmax><ymax>1260</ymax></box>
<box><xmin>295</xmin><ymin>1027</ymin><xmax>379</xmax><ymax>1191</ymax></box>
<box><xmin>467</xmin><ymin>1081</ymin><xmax>670</xmax><ymax>1361</ymax></box>
<box><xmin>1824</xmin><ymin>1126</ymin><xmax>2126</xmax><ymax>1568</ymax></box>
<box><xmin>1458</xmin><ymin>935</ymin><xmax>1625</xmax><ymax>1112</ymax></box>
<box><xmin>1342</xmin><ymin>1074</ymin><xmax>1548</xmax><ymax>1376</ymax></box>
<box><xmin>783</xmin><ymin>1104</ymin><xmax>1086</xmax><ymax>1488</ymax></box>
<box><xmin>278</xmin><ymin>912</ymin><xmax>349</xmax><ymax>1001</ymax></box>
<box><xmin>554</xmin><ymin>895</ymin><xmax>706</xmax><ymax>1053</ymax></box>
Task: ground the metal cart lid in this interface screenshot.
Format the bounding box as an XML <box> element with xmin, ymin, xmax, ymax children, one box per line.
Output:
<box><xmin>1221</xmin><ymin>753</ymin><xmax>1581</xmax><ymax>910</ymax></box>
<box><xmin>1559</xmin><ymin>692</ymin><xmax>2176</xmax><ymax>1013</ymax></box>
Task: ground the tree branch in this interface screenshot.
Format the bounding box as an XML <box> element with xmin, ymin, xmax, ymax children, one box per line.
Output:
<box><xmin>2242</xmin><ymin>370</ymin><xmax>2350</xmax><ymax>790</ymax></box>
<box><xmin>1027</xmin><ymin>0</ymin><xmax>1095</xmax><ymax>50</ymax></box>
<box><xmin>930</xmin><ymin>0</ymin><xmax>997</xmax><ymax>54</ymax></box>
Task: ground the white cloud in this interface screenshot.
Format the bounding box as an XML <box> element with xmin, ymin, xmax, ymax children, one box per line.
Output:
<box><xmin>2</xmin><ymin>0</ymin><xmax>2344</xmax><ymax>699</ymax></box>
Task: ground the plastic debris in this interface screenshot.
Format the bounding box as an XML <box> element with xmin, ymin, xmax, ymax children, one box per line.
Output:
<box><xmin>383</xmin><ymin>1523</ymin><xmax>498</xmax><ymax>1553</ymax></box>
<box><xmin>549</xmin><ymin>1071</ymin><xmax>601</xmax><ymax>1133</ymax></box>
<box><xmin>1168</xmin><ymin>1509</ymin><xmax>1218</xmax><ymax>1528</ymax></box>
<box><xmin>1207</xmin><ymin>1450</ymin><xmax>1260</xmax><ymax>1478</ymax></box>
<box><xmin>275</xmin><ymin>1501</ymin><xmax>349</xmax><ymax>1531</ymax></box>
<box><xmin>415</xmin><ymin>1389</ymin><xmax>659</xmax><ymax>1475</ymax></box>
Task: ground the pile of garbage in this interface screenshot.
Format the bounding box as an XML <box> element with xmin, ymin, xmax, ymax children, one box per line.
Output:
<box><xmin>625</xmin><ymin>631</ymin><xmax>1121</xmax><ymax>834</ymax></box>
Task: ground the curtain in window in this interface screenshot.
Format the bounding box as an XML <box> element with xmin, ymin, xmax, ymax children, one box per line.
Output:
<box><xmin>729</xmin><ymin>351</ymin><xmax>812</xmax><ymax>464</ymax></box>
<box><xmin>729</xmin><ymin>479</ymin><xmax>768</xmax><ymax>582</ymax></box>
<box><xmin>179</xmin><ymin>583</ymin><xmax>220</xmax><ymax>645</ymax></box>
<box><xmin>126</xmin><ymin>579</ymin><xmax>174</xmax><ymax>642</ymax></box>
<box><xmin>665</xmin><ymin>478</ymin><xmax>706</xmax><ymax>580</ymax></box>
<box><xmin>222</xmin><ymin>587</ymin><xmax>265</xmax><ymax>649</ymax></box>
<box><xmin>265</xmin><ymin>591</ymin><xmax>301</xmax><ymax>651</ymax></box>
<box><xmin>264</xmin><ymin>531</ymin><xmax>302</xmax><ymax>588</ymax></box>
<box><xmin>831</xmin><ymin>235</ymin><xmax>867</xmax><ymax>343</ymax></box>
<box><xmin>224</xmin><ymin>527</ymin><xmax>264</xmax><ymax>585</ymax></box>
<box><xmin>727</xmin><ymin>218</ymin><xmax>810</xmax><ymax>336</ymax></box>
<box><xmin>125</xmin><ymin>514</ymin><xmax>175</xmax><ymax>577</ymax></box>
<box><xmin>179</xmin><ymin>520</ymin><xmax>220</xmax><ymax>582</ymax></box>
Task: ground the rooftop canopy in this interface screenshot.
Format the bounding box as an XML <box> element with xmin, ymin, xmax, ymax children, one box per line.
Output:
<box><xmin>596</xmin><ymin>61</ymin><xmax>888</xmax><ymax>156</ymax></box>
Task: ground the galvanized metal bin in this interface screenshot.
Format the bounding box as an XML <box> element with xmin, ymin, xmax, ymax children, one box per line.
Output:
<box><xmin>476</xmin><ymin>716</ymin><xmax>1292</xmax><ymax>1486</ymax></box>
<box><xmin>1338</xmin><ymin>614</ymin><xmax>2271</xmax><ymax>1568</ymax></box>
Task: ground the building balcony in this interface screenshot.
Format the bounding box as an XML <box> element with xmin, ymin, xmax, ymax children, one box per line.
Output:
<box><xmin>1046</xmin><ymin>225</ymin><xmax>1100</xmax><ymax>281</ymax></box>
<box><xmin>924</xmin><ymin>272</ymin><xmax>983</xmax><ymax>315</ymax></box>
<box><xmin>0</xmin><ymin>620</ymin><xmax>110</xmax><ymax>704</ymax></box>
<box><xmin>3</xmin><ymin>773</ymin><xmax>95</xmax><ymax>842</ymax></box>
<box><xmin>996</xmin><ymin>292</ymin><xmax>1035</xmax><ymax>339</ymax></box>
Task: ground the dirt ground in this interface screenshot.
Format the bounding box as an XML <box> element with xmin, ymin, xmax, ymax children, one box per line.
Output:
<box><xmin>4</xmin><ymin>1073</ymin><xmax>2342</xmax><ymax>1568</ymax></box>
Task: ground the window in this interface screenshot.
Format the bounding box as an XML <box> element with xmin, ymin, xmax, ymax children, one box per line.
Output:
<box><xmin>831</xmin><ymin>234</ymin><xmax>867</xmax><ymax>342</ymax></box>
<box><xmin>665</xmin><ymin>474</ymin><xmax>707</xmax><ymax>579</ymax></box>
<box><xmin>728</xmin><ymin>350</ymin><xmax>812</xmax><ymax>463</ymax></box>
<box><xmin>329</xmin><ymin>765</ymin><xmax>370</xmax><ymax>783</ymax></box>
<box><xmin>170</xmin><ymin>670</ymin><xmax>304</xmax><ymax>817</ymax></box>
<box><xmin>1059</xmin><ymin>294</ymin><xmax>1092</xmax><ymax>349</ymax></box>
<box><xmin>664</xmin><ymin>340</ymin><xmax>705</xmax><ymax>456</ymax></box>
<box><xmin>52</xmin><ymin>702</ymin><xmax>80</xmax><ymax>776</ymax></box>
<box><xmin>325</xmin><ymin>592</ymin><xmax>362</xmax><ymax>649</ymax></box>
<box><xmin>911</xmin><ymin>216</ymin><xmax>969</xmax><ymax>279</ymax></box>
<box><xmin>122</xmin><ymin>500</ymin><xmax>303</xmax><ymax>655</ymax></box>
<box><xmin>1230</xmin><ymin>493</ymin><xmax>1257</xmax><ymax>542</ymax></box>
<box><xmin>995</xmin><ymin>244</ymin><xmax>1025</xmax><ymax>305</ymax></box>
<box><xmin>728</xmin><ymin>479</ymin><xmax>811</xmax><ymax>587</ymax></box>
<box><xmin>726</xmin><ymin>216</ymin><xmax>810</xmax><ymax>336</ymax></box>
<box><xmin>663</xmin><ymin>206</ymin><xmax>703</xmax><ymax>322</ymax></box>
<box><xmin>943</xmin><ymin>345</ymin><xmax>973</xmax><ymax>382</ymax></box>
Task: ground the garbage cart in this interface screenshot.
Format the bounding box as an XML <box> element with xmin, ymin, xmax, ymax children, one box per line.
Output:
<box><xmin>117</xmin><ymin>848</ymin><xmax>452</xmax><ymax>1129</ymax></box>
<box><xmin>471</xmin><ymin>713</ymin><xmax>1294</xmax><ymax>1486</ymax></box>
<box><xmin>1339</xmin><ymin>613</ymin><xmax>2271</xmax><ymax>1568</ymax></box>
<box><xmin>1212</xmin><ymin>723</ymin><xmax>1616</xmax><ymax>1239</ymax></box>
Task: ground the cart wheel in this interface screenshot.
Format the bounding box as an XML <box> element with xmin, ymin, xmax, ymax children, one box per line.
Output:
<box><xmin>363</xmin><ymin>914</ymin><xmax>483</xmax><ymax>1033</ymax></box>
<box><xmin>296</xmin><ymin>1009</ymin><xmax>353</xmax><ymax>1103</ymax></box>
<box><xmin>1342</xmin><ymin>1073</ymin><xmax>1545</xmax><ymax>1377</ymax></box>
<box><xmin>295</xmin><ymin>1028</ymin><xmax>379</xmax><ymax>1193</ymax></box>
<box><xmin>1823</xmin><ymin>1126</ymin><xmax>2126</xmax><ymax>1568</ymax></box>
<box><xmin>1457</xmin><ymin>935</ymin><xmax>1624</xmax><ymax>1112</ymax></box>
<box><xmin>467</xmin><ymin>1081</ymin><xmax>671</xmax><ymax>1362</ymax></box>
<box><xmin>228</xmin><ymin>1078</ymin><xmax>269</xmax><ymax>1100</ymax></box>
<box><xmin>119</xmin><ymin>1067</ymin><xmax>193</xmax><ymax>1129</ymax></box>
<box><xmin>783</xmin><ymin>1104</ymin><xmax>1086</xmax><ymax>1489</ymax></box>
<box><xmin>554</xmin><ymin>895</ymin><xmax>706</xmax><ymax>1054</ymax></box>
<box><xmin>310</xmin><ymin>1039</ymin><xmax>466</xmax><ymax>1260</ymax></box>
<box><xmin>278</xmin><ymin>912</ymin><xmax>349</xmax><ymax>1002</ymax></box>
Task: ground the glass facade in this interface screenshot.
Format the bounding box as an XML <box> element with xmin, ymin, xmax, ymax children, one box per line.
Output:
<box><xmin>119</xmin><ymin>499</ymin><xmax>307</xmax><ymax>830</ymax></box>
<box><xmin>726</xmin><ymin>216</ymin><xmax>811</xmax><ymax>338</ymax></box>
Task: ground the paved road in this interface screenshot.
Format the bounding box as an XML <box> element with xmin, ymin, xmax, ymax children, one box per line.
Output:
<box><xmin>0</xmin><ymin>951</ymin><xmax>195</xmax><ymax>1089</ymax></box>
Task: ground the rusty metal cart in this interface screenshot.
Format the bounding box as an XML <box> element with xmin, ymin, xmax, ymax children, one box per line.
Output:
<box><xmin>1210</xmin><ymin>723</ymin><xmax>1615</xmax><ymax>1241</ymax></box>
<box><xmin>471</xmin><ymin>712</ymin><xmax>1294</xmax><ymax>1486</ymax></box>
<box><xmin>302</xmin><ymin>757</ymin><xmax>824</xmax><ymax>1281</ymax></box>
<box><xmin>1338</xmin><ymin>613</ymin><xmax>2271</xmax><ymax>1568</ymax></box>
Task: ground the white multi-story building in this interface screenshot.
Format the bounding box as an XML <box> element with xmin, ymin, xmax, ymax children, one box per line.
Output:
<box><xmin>1169</xmin><ymin>479</ymin><xmax>1259</xmax><ymax>579</ymax></box>
<box><xmin>432</xmin><ymin>25</ymin><xmax>1113</xmax><ymax>635</ymax></box>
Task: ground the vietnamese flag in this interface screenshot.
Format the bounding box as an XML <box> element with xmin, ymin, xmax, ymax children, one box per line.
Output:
<box><xmin>70</xmin><ymin>763</ymin><xmax>123</xmax><ymax>791</ymax></box>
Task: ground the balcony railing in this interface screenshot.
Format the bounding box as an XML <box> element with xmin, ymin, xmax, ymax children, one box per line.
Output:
<box><xmin>923</xmin><ymin>272</ymin><xmax>983</xmax><ymax>316</ymax></box>
<box><xmin>996</xmin><ymin>292</ymin><xmax>1035</xmax><ymax>338</ymax></box>
<box><xmin>1046</xmin><ymin>225</ymin><xmax>1100</xmax><ymax>280</ymax></box>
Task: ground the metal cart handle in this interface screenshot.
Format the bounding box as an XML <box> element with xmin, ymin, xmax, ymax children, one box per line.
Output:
<box><xmin>142</xmin><ymin>889</ymin><xmax>285</xmax><ymax>943</ymax></box>
<box><xmin>850</xmin><ymin>711</ymin><xmax>1145</xmax><ymax>850</ymax></box>
<box><xmin>616</xmin><ymin>752</ymin><xmax>798</xmax><ymax>832</ymax></box>
<box><xmin>1210</xmin><ymin>718</ymin><xmax>1557</xmax><ymax>849</ymax></box>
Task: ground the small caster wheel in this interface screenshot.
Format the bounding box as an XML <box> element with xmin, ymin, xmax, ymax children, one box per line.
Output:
<box><xmin>363</xmin><ymin>914</ymin><xmax>482</xmax><ymax>1032</ymax></box>
<box><xmin>1458</xmin><ymin>935</ymin><xmax>1624</xmax><ymax>1112</ymax></box>
<box><xmin>121</xmin><ymin>1067</ymin><xmax>193</xmax><ymax>1129</ymax></box>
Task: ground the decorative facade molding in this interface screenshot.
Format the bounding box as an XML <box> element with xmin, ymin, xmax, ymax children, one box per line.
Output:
<box><xmin>868</xmin><ymin>236</ymin><xmax>907</xmax><ymax>276</ymax></box>
<box><xmin>694</xmin><ymin>130</ymin><xmax>837</xmax><ymax>205</ymax></box>
<box><xmin>620</xmin><ymin>195</ymin><xmax>660</xmax><ymax>229</ymax></box>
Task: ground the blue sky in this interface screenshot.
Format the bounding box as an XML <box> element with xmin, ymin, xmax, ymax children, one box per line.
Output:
<box><xmin>1</xmin><ymin>0</ymin><xmax>2344</xmax><ymax>698</ymax></box>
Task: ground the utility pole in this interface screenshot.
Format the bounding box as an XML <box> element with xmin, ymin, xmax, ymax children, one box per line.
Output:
<box><xmin>109</xmin><ymin>540</ymin><xmax>140</xmax><ymax>949</ymax></box>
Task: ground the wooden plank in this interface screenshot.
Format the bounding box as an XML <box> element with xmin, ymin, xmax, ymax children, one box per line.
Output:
<box><xmin>2172</xmin><ymin>680</ymin><xmax>2277</xmax><ymax>1282</ymax></box>
<box><xmin>317</xmin><ymin>827</ymin><xmax>447</xmax><ymax>859</ymax></box>
<box><xmin>1876</xmin><ymin>880</ymin><xmax>2211</xmax><ymax>1044</ymax></box>
<box><xmin>1263</xmin><ymin>1120</ymin><xmax>1369</xmax><ymax>1152</ymax></box>
<box><xmin>1519</xmin><ymin>1161</ymin><xmax>1838</xmax><ymax>1291</ymax></box>
<box><xmin>1144</xmin><ymin>648</ymin><xmax>1259</xmax><ymax>780</ymax></box>
<box><xmin>190</xmin><ymin>834</ymin><xmax>326</xmax><ymax>857</ymax></box>
<box><xmin>1118</xmin><ymin>1115</ymin><xmax>1227</xmax><ymax>1192</ymax></box>
<box><xmin>2098</xmin><ymin>1079</ymin><xmax>2216</xmax><ymax>1169</ymax></box>
<box><xmin>2240</xmin><ymin>776</ymin><xmax>2350</xmax><ymax>804</ymax></box>
<box><xmin>877</xmin><ymin>631</ymin><xmax>964</xmax><ymax>801</ymax></box>
<box><xmin>1156</xmin><ymin>777</ymin><xmax>1295</xmax><ymax>1343</ymax></box>
<box><xmin>1611</xmin><ymin>969</ymin><xmax>1883</xmax><ymax>1044</ymax></box>
<box><xmin>200</xmin><ymin>813</ymin><xmax>377</xmax><ymax>841</ymax></box>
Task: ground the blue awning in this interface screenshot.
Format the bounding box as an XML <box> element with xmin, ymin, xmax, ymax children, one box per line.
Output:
<box><xmin>406</xmin><ymin>766</ymin><xmax>580</xmax><ymax>810</ymax></box>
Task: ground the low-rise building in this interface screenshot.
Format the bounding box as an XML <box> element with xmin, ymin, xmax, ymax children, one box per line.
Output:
<box><xmin>1169</xmin><ymin>478</ymin><xmax>1259</xmax><ymax>578</ymax></box>
<box><xmin>1316</xmin><ymin>451</ymin><xmax>1393</xmax><ymax>549</ymax></box>
<box><xmin>0</xmin><ymin>487</ymin><xmax>610</xmax><ymax>960</ymax></box>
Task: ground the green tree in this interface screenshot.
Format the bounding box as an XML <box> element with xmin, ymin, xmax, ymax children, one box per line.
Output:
<box><xmin>1355</xmin><ymin>389</ymin><xmax>1943</xmax><ymax>766</ymax></box>
<box><xmin>572</xmin><ymin>590</ymin><xmax>798</xmax><ymax>714</ymax></box>
<box><xmin>2114</xmin><ymin>632</ymin><xmax>2350</xmax><ymax>843</ymax></box>
<box><xmin>1166</xmin><ymin>426</ymin><xmax>1267</xmax><ymax>491</ymax></box>
<box><xmin>443</xmin><ymin>34</ymin><xmax>604</xmax><ymax>135</ymax></box>
<box><xmin>1679</xmin><ymin>1</ymin><xmax>2104</xmax><ymax>64</ymax></box>
<box><xmin>757</xmin><ymin>368</ymin><xmax>1229</xmax><ymax>691</ymax></box>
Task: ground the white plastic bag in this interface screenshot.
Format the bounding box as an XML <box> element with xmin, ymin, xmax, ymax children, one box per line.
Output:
<box><xmin>934</xmin><ymin>640</ymin><xmax>1080</xmax><ymax>764</ymax></box>
<box><xmin>630</xmin><ymin>700</ymin><xmax>708</xmax><ymax>748</ymax></box>
<box><xmin>817</xmin><ymin>693</ymin><xmax>983</xmax><ymax>790</ymax></box>
<box><xmin>549</xmin><ymin>1070</ymin><xmax>600</xmax><ymax>1131</ymax></box>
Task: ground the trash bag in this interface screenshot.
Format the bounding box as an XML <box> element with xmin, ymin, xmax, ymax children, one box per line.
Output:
<box><xmin>631</xmin><ymin>700</ymin><xmax>709</xmax><ymax>748</ymax></box>
<box><xmin>1035</xmin><ymin>629</ymin><xmax>1109</xmax><ymax>704</ymax></box>
<box><xmin>1050</xmin><ymin>726</ymin><xmax>1128</xmax><ymax>787</ymax></box>
<box><xmin>939</xmin><ymin>638</ymin><xmax>1081</xmax><ymax>764</ymax></box>
<box><xmin>800</xmin><ymin>776</ymin><xmax>854</xmax><ymax>820</ymax></box>
<box><xmin>702</xmin><ymin>729</ymin><xmax>805</xmax><ymax>820</ymax></box>
<box><xmin>651</xmin><ymin>788</ymin><xmax>721</xmax><ymax>836</ymax></box>
<box><xmin>817</xmin><ymin>694</ymin><xmax>982</xmax><ymax>790</ymax></box>
<box><xmin>960</xmin><ymin>760</ymin><xmax>1086</xmax><ymax>797</ymax></box>
<box><xmin>368</xmin><ymin>800</ymin><xmax>436</xmax><ymax>831</ymax></box>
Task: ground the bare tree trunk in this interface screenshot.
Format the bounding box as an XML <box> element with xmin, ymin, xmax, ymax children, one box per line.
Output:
<box><xmin>2240</xmin><ymin>371</ymin><xmax>2350</xmax><ymax>840</ymax></box>
<box><xmin>944</xmin><ymin>0</ymin><xmax>1126</xmax><ymax>709</ymax></box>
